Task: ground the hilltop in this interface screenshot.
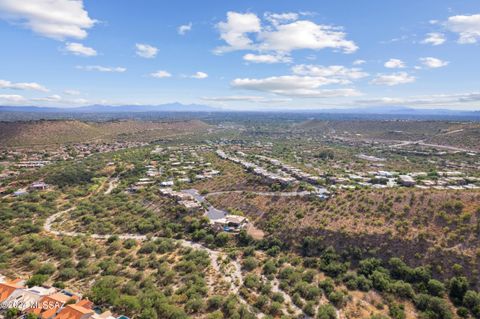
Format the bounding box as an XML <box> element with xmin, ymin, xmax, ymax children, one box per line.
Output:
<box><xmin>0</xmin><ymin>119</ymin><xmax>210</xmax><ymax>146</ymax></box>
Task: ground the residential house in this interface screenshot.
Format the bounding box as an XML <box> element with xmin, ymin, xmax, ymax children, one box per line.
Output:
<box><xmin>213</xmin><ymin>215</ymin><xmax>248</xmax><ymax>232</ymax></box>
<box><xmin>30</xmin><ymin>181</ymin><xmax>49</xmax><ymax>191</ymax></box>
<box><xmin>0</xmin><ymin>279</ymin><xmax>24</xmax><ymax>303</ymax></box>
<box><xmin>398</xmin><ymin>175</ymin><xmax>416</xmax><ymax>187</ymax></box>
<box><xmin>25</xmin><ymin>292</ymin><xmax>72</xmax><ymax>318</ymax></box>
<box><xmin>54</xmin><ymin>299</ymin><xmax>94</xmax><ymax>319</ymax></box>
<box><xmin>3</xmin><ymin>286</ymin><xmax>56</xmax><ymax>311</ymax></box>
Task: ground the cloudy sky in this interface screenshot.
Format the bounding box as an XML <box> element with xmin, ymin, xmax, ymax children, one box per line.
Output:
<box><xmin>0</xmin><ymin>0</ymin><xmax>479</xmax><ymax>110</ymax></box>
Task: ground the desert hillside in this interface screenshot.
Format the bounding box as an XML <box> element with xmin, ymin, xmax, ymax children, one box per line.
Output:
<box><xmin>0</xmin><ymin>119</ymin><xmax>210</xmax><ymax>146</ymax></box>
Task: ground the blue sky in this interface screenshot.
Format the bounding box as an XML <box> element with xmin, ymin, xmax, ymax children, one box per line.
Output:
<box><xmin>0</xmin><ymin>0</ymin><xmax>479</xmax><ymax>110</ymax></box>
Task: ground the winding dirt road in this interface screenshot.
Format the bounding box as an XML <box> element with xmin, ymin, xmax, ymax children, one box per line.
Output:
<box><xmin>43</xmin><ymin>203</ymin><xmax>266</xmax><ymax>316</ymax></box>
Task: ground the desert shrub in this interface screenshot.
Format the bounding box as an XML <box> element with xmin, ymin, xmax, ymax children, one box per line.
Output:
<box><xmin>242</xmin><ymin>257</ymin><xmax>258</xmax><ymax>271</ymax></box>
<box><xmin>427</xmin><ymin>279</ymin><xmax>446</xmax><ymax>297</ymax></box>
<box><xmin>317</xmin><ymin>303</ymin><xmax>337</xmax><ymax>319</ymax></box>
<box><xmin>449</xmin><ymin>276</ymin><xmax>469</xmax><ymax>305</ymax></box>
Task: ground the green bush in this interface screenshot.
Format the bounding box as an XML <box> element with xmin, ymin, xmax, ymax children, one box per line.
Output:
<box><xmin>427</xmin><ymin>279</ymin><xmax>446</xmax><ymax>297</ymax></box>
<box><xmin>317</xmin><ymin>303</ymin><xmax>337</xmax><ymax>319</ymax></box>
<box><xmin>449</xmin><ymin>276</ymin><xmax>469</xmax><ymax>305</ymax></box>
<box><xmin>26</xmin><ymin>274</ymin><xmax>49</xmax><ymax>286</ymax></box>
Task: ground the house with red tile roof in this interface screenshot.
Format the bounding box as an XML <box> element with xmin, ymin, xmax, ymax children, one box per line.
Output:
<box><xmin>25</xmin><ymin>292</ymin><xmax>72</xmax><ymax>319</ymax></box>
<box><xmin>53</xmin><ymin>299</ymin><xmax>95</xmax><ymax>319</ymax></box>
<box><xmin>0</xmin><ymin>279</ymin><xmax>24</xmax><ymax>303</ymax></box>
<box><xmin>2</xmin><ymin>285</ymin><xmax>56</xmax><ymax>311</ymax></box>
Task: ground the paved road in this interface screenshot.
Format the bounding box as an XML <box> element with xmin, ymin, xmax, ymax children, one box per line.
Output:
<box><xmin>206</xmin><ymin>190</ymin><xmax>316</xmax><ymax>197</ymax></box>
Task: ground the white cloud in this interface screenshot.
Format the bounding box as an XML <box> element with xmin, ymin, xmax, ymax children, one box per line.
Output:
<box><xmin>243</xmin><ymin>53</ymin><xmax>291</xmax><ymax>64</ymax></box>
<box><xmin>371</xmin><ymin>72</ymin><xmax>415</xmax><ymax>86</ymax></box>
<box><xmin>201</xmin><ymin>95</ymin><xmax>293</xmax><ymax>104</ymax></box>
<box><xmin>384</xmin><ymin>58</ymin><xmax>405</xmax><ymax>69</ymax></box>
<box><xmin>419</xmin><ymin>57</ymin><xmax>449</xmax><ymax>68</ymax></box>
<box><xmin>291</xmin><ymin>64</ymin><xmax>368</xmax><ymax>81</ymax></box>
<box><xmin>264</xmin><ymin>12</ymin><xmax>299</xmax><ymax>25</ymax></box>
<box><xmin>231</xmin><ymin>75</ymin><xmax>361</xmax><ymax>98</ymax></box>
<box><xmin>0</xmin><ymin>0</ymin><xmax>96</xmax><ymax>40</ymax></box>
<box><xmin>33</xmin><ymin>94</ymin><xmax>62</xmax><ymax>102</ymax></box>
<box><xmin>258</xmin><ymin>20</ymin><xmax>358</xmax><ymax>53</ymax></box>
<box><xmin>64</xmin><ymin>89</ymin><xmax>80</xmax><ymax>95</ymax></box>
<box><xmin>65</xmin><ymin>42</ymin><xmax>97</xmax><ymax>56</ymax></box>
<box><xmin>191</xmin><ymin>71</ymin><xmax>208</xmax><ymax>79</ymax></box>
<box><xmin>150</xmin><ymin>70</ymin><xmax>172</xmax><ymax>78</ymax></box>
<box><xmin>215</xmin><ymin>12</ymin><xmax>261</xmax><ymax>53</ymax></box>
<box><xmin>215</xmin><ymin>11</ymin><xmax>357</xmax><ymax>55</ymax></box>
<box><xmin>76</xmin><ymin>65</ymin><xmax>126</xmax><ymax>72</ymax></box>
<box><xmin>353</xmin><ymin>59</ymin><xmax>366</xmax><ymax>65</ymax></box>
<box><xmin>178</xmin><ymin>23</ymin><xmax>192</xmax><ymax>35</ymax></box>
<box><xmin>422</xmin><ymin>32</ymin><xmax>446</xmax><ymax>46</ymax></box>
<box><xmin>356</xmin><ymin>92</ymin><xmax>480</xmax><ymax>108</ymax></box>
<box><xmin>0</xmin><ymin>94</ymin><xmax>26</xmax><ymax>102</ymax></box>
<box><xmin>0</xmin><ymin>79</ymin><xmax>48</xmax><ymax>92</ymax></box>
<box><xmin>135</xmin><ymin>43</ymin><xmax>158</xmax><ymax>58</ymax></box>
<box><xmin>445</xmin><ymin>14</ymin><xmax>480</xmax><ymax>44</ymax></box>
<box><xmin>72</xmin><ymin>98</ymin><xmax>88</xmax><ymax>104</ymax></box>
<box><xmin>0</xmin><ymin>93</ymin><xmax>95</xmax><ymax>106</ymax></box>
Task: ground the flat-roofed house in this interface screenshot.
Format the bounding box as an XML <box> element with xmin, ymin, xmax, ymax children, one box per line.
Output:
<box><xmin>213</xmin><ymin>215</ymin><xmax>249</xmax><ymax>232</ymax></box>
<box><xmin>30</xmin><ymin>181</ymin><xmax>49</xmax><ymax>191</ymax></box>
<box><xmin>398</xmin><ymin>175</ymin><xmax>416</xmax><ymax>187</ymax></box>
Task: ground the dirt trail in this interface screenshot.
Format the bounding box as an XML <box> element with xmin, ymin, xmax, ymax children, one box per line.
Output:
<box><xmin>43</xmin><ymin>202</ymin><xmax>266</xmax><ymax>317</ymax></box>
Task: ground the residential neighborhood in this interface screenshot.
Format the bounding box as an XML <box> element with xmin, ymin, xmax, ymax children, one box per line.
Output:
<box><xmin>0</xmin><ymin>276</ymin><xmax>127</xmax><ymax>319</ymax></box>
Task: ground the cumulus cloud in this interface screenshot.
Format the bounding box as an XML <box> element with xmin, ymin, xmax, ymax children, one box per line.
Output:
<box><xmin>0</xmin><ymin>79</ymin><xmax>48</xmax><ymax>92</ymax></box>
<box><xmin>0</xmin><ymin>93</ymin><xmax>95</xmax><ymax>106</ymax></box>
<box><xmin>135</xmin><ymin>43</ymin><xmax>158</xmax><ymax>58</ymax></box>
<box><xmin>0</xmin><ymin>0</ymin><xmax>96</xmax><ymax>40</ymax></box>
<box><xmin>243</xmin><ymin>53</ymin><xmax>291</xmax><ymax>64</ymax></box>
<box><xmin>231</xmin><ymin>75</ymin><xmax>361</xmax><ymax>98</ymax></box>
<box><xmin>64</xmin><ymin>89</ymin><xmax>80</xmax><ymax>95</ymax></box>
<box><xmin>371</xmin><ymin>72</ymin><xmax>415</xmax><ymax>86</ymax></box>
<box><xmin>33</xmin><ymin>94</ymin><xmax>62</xmax><ymax>102</ymax></box>
<box><xmin>65</xmin><ymin>42</ymin><xmax>97</xmax><ymax>56</ymax></box>
<box><xmin>178</xmin><ymin>23</ymin><xmax>192</xmax><ymax>35</ymax></box>
<box><xmin>353</xmin><ymin>59</ymin><xmax>366</xmax><ymax>65</ymax></box>
<box><xmin>215</xmin><ymin>12</ymin><xmax>261</xmax><ymax>53</ymax></box>
<box><xmin>191</xmin><ymin>72</ymin><xmax>208</xmax><ymax>79</ymax></box>
<box><xmin>264</xmin><ymin>12</ymin><xmax>299</xmax><ymax>25</ymax></box>
<box><xmin>384</xmin><ymin>58</ymin><xmax>405</xmax><ymax>69</ymax></box>
<box><xmin>422</xmin><ymin>32</ymin><xmax>446</xmax><ymax>45</ymax></box>
<box><xmin>445</xmin><ymin>14</ymin><xmax>480</xmax><ymax>44</ymax></box>
<box><xmin>150</xmin><ymin>70</ymin><xmax>172</xmax><ymax>78</ymax></box>
<box><xmin>0</xmin><ymin>94</ymin><xmax>26</xmax><ymax>103</ymax></box>
<box><xmin>259</xmin><ymin>20</ymin><xmax>358</xmax><ymax>53</ymax></box>
<box><xmin>419</xmin><ymin>57</ymin><xmax>449</xmax><ymax>68</ymax></box>
<box><xmin>215</xmin><ymin>11</ymin><xmax>357</xmax><ymax>56</ymax></box>
<box><xmin>76</xmin><ymin>65</ymin><xmax>126</xmax><ymax>72</ymax></box>
<box><xmin>291</xmin><ymin>64</ymin><xmax>368</xmax><ymax>81</ymax></box>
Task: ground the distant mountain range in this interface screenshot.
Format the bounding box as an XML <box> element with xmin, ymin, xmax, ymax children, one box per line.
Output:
<box><xmin>0</xmin><ymin>103</ymin><xmax>478</xmax><ymax>116</ymax></box>
<box><xmin>0</xmin><ymin>102</ymin><xmax>219</xmax><ymax>113</ymax></box>
<box><xmin>282</xmin><ymin>105</ymin><xmax>479</xmax><ymax>115</ymax></box>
